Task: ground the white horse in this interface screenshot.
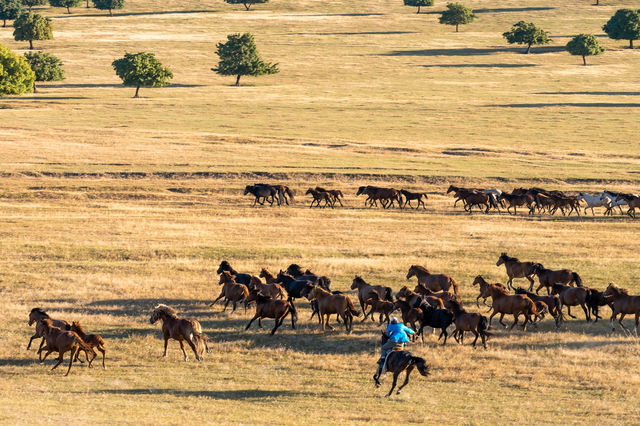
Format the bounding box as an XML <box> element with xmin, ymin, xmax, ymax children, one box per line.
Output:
<box><xmin>577</xmin><ymin>192</ymin><xmax>612</xmax><ymax>216</ymax></box>
<box><xmin>602</xmin><ymin>191</ymin><xmax>629</xmax><ymax>215</ymax></box>
<box><xmin>482</xmin><ymin>189</ymin><xmax>503</xmax><ymax>212</ymax></box>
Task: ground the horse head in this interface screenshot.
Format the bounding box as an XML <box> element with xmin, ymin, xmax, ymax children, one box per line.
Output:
<box><xmin>351</xmin><ymin>276</ymin><xmax>364</xmax><ymax>289</ymax></box>
<box><xmin>496</xmin><ymin>253</ymin><xmax>507</xmax><ymax>266</ymax></box>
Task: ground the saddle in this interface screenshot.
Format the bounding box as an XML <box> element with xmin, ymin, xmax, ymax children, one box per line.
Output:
<box><xmin>380</xmin><ymin>345</ymin><xmax>404</xmax><ymax>375</ymax></box>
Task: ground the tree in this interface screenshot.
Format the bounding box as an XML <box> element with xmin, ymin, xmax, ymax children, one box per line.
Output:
<box><xmin>223</xmin><ymin>0</ymin><xmax>267</xmax><ymax>11</ymax></box>
<box><xmin>403</xmin><ymin>0</ymin><xmax>433</xmax><ymax>14</ymax></box>
<box><xmin>21</xmin><ymin>0</ymin><xmax>46</xmax><ymax>11</ymax></box>
<box><xmin>13</xmin><ymin>12</ymin><xmax>52</xmax><ymax>50</ymax></box>
<box><xmin>24</xmin><ymin>51</ymin><xmax>64</xmax><ymax>92</ymax></box>
<box><xmin>93</xmin><ymin>0</ymin><xmax>124</xmax><ymax>16</ymax></box>
<box><xmin>50</xmin><ymin>0</ymin><xmax>83</xmax><ymax>14</ymax></box>
<box><xmin>566</xmin><ymin>34</ymin><xmax>604</xmax><ymax>65</ymax></box>
<box><xmin>212</xmin><ymin>33</ymin><xmax>279</xmax><ymax>86</ymax></box>
<box><xmin>112</xmin><ymin>52</ymin><xmax>173</xmax><ymax>98</ymax></box>
<box><xmin>502</xmin><ymin>21</ymin><xmax>550</xmax><ymax>54</ymax></box>
<box><xmin>439</xmin><ymin>3</ymin><xmax>475</xmax><ymax>32</ymax></box>
<box><xmin>0</xmin><ymin>0</ymin><xmax>21</xmax><ymax>27</ymax></box>
<box><xmin>603</xmin><ymin>9</ymin><xmax>640</xmax><ymax>49</ymax></box>
<box><xmin>0</xmin><ymin>44</ymin><xmax>35</xmax><ymax>95</ymax></box>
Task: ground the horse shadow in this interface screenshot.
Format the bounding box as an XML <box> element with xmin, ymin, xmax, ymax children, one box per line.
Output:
<box><xmin>51</xmin><ymin>9</ymin><xmax>220</xmax><ymax>19</ymax></box>
<box><xmin>93</xmin><ymin>389</ymin><xmax>308</xmax><ymax>400</ymax></box>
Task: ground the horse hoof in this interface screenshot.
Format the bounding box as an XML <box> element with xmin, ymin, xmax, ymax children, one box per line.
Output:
<box><xmin>385</xmin><ymin>393</ymin><xmax>391</xmax><ymax>398</ymax></box>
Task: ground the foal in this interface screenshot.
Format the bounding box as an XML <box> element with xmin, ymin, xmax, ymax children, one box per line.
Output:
<box><xmin>71</xmin><ymin>321</ymin><xmax>107</xmax><ymax>369</ymax></box>
<box><xmin>38</xmin><ymin>319</ymin><xmax>95</xmax><ymax>376</ymax></box>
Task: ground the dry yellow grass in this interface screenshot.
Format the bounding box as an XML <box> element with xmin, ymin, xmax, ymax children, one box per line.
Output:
<box><xmin>1</xmin><ymin>0</ymin><xmax>640</xmax><ymax>423</ymax></box>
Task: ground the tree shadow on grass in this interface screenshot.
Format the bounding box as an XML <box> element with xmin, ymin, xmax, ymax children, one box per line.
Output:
<box><xmin>384</xmin><ymin>46</ymin><xmax>565</xmax><ymax>56</ymax></box>
<box><xmin>7</xmin><ymin>96</ymin><xmax>88</xmax><ymax>100</ymax></box>
<box><xmin>485</xmin><ymin>102</ymin><xmax>640</xmax><ymax>108</ymax></box>
<box><xmin>293</xmin><ymin>31</ymin><xmax>416</xmax><ymax>36</ymax></box>
<box><xmin>0</xmin><ymin>358</ymin><xmax>41</xmax><ymax>367</ymax></box>
<box><xmin>284</xmin><ymin>12</ymin><xmax>384</xmax><ymax>17</ymax></box>
<box><xmin>52</xmin><ymin>9</ymin><xmax>220</xmax><ymax>19</ymax></box>
<box><xmin>420</xmin><ymin>63</ymin><xmax>537</xmax><ymax>68</ymax></box>
<box><xmin>473</xmin><ymin>6</ymin><xmax>555</xmax><ymax>13</ymax></box>
<box><xmin>43</xmin><ymin>83</ymin><xmax>204</xmax><ymax>89</ymax></box>
<box><xmin>94</xmin><ymin>388</ymin><xmax>308</xmax><ymax>399</ymax></box>
<box><xmin>535</xmin><ymin>91</ymin><xmax>640</xmax><ymax>96</ymax></box>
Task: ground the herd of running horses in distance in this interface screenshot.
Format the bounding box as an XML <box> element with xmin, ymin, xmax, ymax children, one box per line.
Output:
<box><xmin>243</xmin><ymin>183</ymin><xmax>640</xmax><ymax>217</ymax></box>
<box><xmin>26</xmin><ymin>255</ymin><xmax>640</xmax><ymax>385</ymax></box>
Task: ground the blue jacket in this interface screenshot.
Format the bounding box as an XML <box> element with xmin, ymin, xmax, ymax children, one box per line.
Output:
<box><xmin>386</xmin><ymin>323</ymin><xmax>415</xmax><ymax>343</ymax></box>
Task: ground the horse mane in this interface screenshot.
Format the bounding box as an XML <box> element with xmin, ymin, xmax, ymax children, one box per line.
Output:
<box><xmin>219</xmin><ymin>260</ymin><xmax>237</xmax><ymax>274</ymax></box>
<box><xmin>500</xmin><ymin>253</ymin><xmax>518</xmax><ymax>262</ymax></box>
<box><xmin>71</xmin><ymin>321</ymin><xmax>85</xmax><ymax>334</ymax></box>
<box><xmin>609</xmin><ymin>283</ymin><xmax>629</xmax><ymax>295</ymax></box>
<box><xmin>153</xmin><ymin>304</ymin><xmax>179</xmax><ymax>319</ymax></box>
<box><xmin>410</xmin><ymin>265</ymin><xmax>430</xmax><ymax>274</ymax></box>
<box><xmin>30</xmin><ymin>307</ymin><xmax>49</xmax><ymax>318</ymax></box>
<box><xmin>489</xmin><ymin>283</ymin><xmax>509</xmax><ymax>294</ymax></box>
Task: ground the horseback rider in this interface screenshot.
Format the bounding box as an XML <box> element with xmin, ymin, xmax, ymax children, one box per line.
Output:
<box><xmin>375</xmin><ymin>317</ymin><xmax>415</xmax><ymax>379</ymax></box>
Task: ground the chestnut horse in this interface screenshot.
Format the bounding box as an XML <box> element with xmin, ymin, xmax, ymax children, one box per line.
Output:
<box><xmin>496</xmin><ymin>253</ymin><xmax>537</xmax><ymax>291</ymax></box>
<box><xmin>533</xmin><ymin>264</ymin><xmax>583</xmax><ymax>295</ymax></box>
<box><xmin>245</xmin><ymin>292</ymin><xmax>297</xmax><ymax>335</ymax></box>
<box><xmin>374</xmin><ymin>332</ymin><xmax>430</xmax><ymax>397</ymax></box>
<box><xmin>445</xmin><ymin>300</ymin><xmax>490</xmax><ymax>349</ymax></box>
<box><xmin>364</xmin><ymin>293</ymin><xmax>396</xmax><ymax>325</ymax></box>
<box><xmin>212</xmin><ymin>271</ymin><xmax>249</xmax><ymax>313</ymax></box>
<box><xmin>308</xmin><ymin>286</ymin><xmax>360</xmax><ymax>333</ymax></box>
<box><xmin>71</xmin><ymin>321</ymin><xmax>107</xmax><ymax>369</ymax></box>
<box><xmin>514</xmin><ymin>288</ymin><xmax>563</xmax><ymax>328</ymax></box>
<box><xmin>248</xmin><ymin>276</ymin><xmax>286</xmax><ymax>300</ymax></box>
<box><xmin>472</xmin><ymin>276</ymin><xmax>507</xmax><ymax>309</ymax></box>
<box><xmin>406</xmin><ymin>265</ymin><xmax>459</xmax><ymax>295</ymax></box>
<box><xmin>150</xmin><ymin>304</ymin><xmax>208</xmax><ymax>361</ymax></box>
<box><xmin>550</xmin><ymin>284</ymin><xmax>591</xmax><ymax>321</ymax></box>
<box><xmin>27</xmin><ymin>308</ymin><xmax>70</xmax><ymax>352</ymax></box>
<box><xmin>350</xmin><ymin>276</ymin><xmax>393</xmax><ymax>320</ymax></box>
<box><xmin>485</xmin><ymin>283</ymin><xmax>539</xmax><ymax>330</ymax></box>
<box><xmin>603</xmin><ymin>283</ymin><xmax>640</xmax><ymax>335</ymax></box>
<box><xmin>38</xmin><ymin>319</ymin><xmax>95</xmax><ymax>376</ymax></box>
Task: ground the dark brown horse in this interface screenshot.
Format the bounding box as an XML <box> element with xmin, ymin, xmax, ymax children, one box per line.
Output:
<box><xmin>356</xmin><ymin>186</ymin><xmax>402</xmax><ymax>209</ymax></box>
<box><xmin>550</xmin><ymin>284</ymin><xmax>591</xmax><ymax>321</ymax></box>
<box><xmin>472</xmin><ymin>276</ymin><xmax>507</xmax><ymax>309</ymax></box>
<box><xmin>514</xmin><ymin>288</ymin><xmax>563</xmax><ymax>328</ymax></box>
<box><xmin>364</xmin><ymin>293</ymin><xmax>396</xmax><ymax>324</ymax></box>
<box><xmin>150</xmin><ymin>304</ymin><xmax>208</xmax><ymax>361</ymax></box>
<box><xmin>316</xmin><ymin>186</ymin><xmax>344</xmax><ymax>207</ymax></box>
<box><xmin>305</xmin><ymin>188</ymin><xmax>332</xmax><ymax>208</ymax></box>
<box><xmin>393</xmin><ymin>298</ymin><xmax>423</xmax><ymax>338</ymax></box>
<box><xmin>445</xmin><ymin>300</ymin><xmax>490</xmax><ymax>348</ymax></box>
<box><xmin>485</xmin><ymin>283</ymin><xmax>539</xmax><ymax>330</ymax></box>
<box><xmin>245</xmin><ymin>292</ymin><xmax>297</xmax><ymax>335</ymax></box>
<box><xmin>308</xmin><ymin>286</ymin><xmax>360</xmax><ymax>333</ymax></box>
<box><xmin>27</xmin><ymin>308</ymin><xmax>70</xmax><ymax>352</ymax></box>
<box><xmin>406</xmin><ymin>265</ymin><xmax>459</xmax><ymax>295</ymax></box>
<box><xmin>399</xmin><ymin>190</ymin><xmax>428</xmax><ymax>209</ymax></box>
<box><xmin>244</xmin><ymin>184</ymin><xmax>276</xmax><ymax>206</ymax></box>
<box><xmin>586</xmin><ymin>288</ymin><xmax>612</xmax><ymax>322</ymax></box>
<box><xmin>374</xmin><ymin>332</ymin><xmax>430</xmax><ymax>397</ymax></box>
<box><xmin>350</xmin><ymin>276</ymin><xmax>393</xmax><ymax>320</ymax></box>
<box><xmin>71</xmin><ymin>321</ymin><xmax>106</xmax><ymax>369</ymax></box>
<box><xmin>496</xmin><ymin>253</ymin><xmax>537</xmax><ymax>291</ymax></box>
<box><xmin>533</xmin><ymin>264</ymin><xmax>583</xmax><ymax>294</ymax></box>
<box><xmin>38</xmin><ymin>319</ymin><xmax>96</xmax><ymax>376</ymax></box>
<box><xmin>500</xmin><ymin>192</ymin><xmax>535</xmax><ymax>215</ymax></box>
<box><xmin>603</xmin><ymin>283</ymin><xmax>640</xmax><ymax>335</ymax></box>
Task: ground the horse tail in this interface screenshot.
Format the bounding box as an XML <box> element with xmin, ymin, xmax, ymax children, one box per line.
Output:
<box><xmin>449</xmin><ymin>277</ymin><xmax>459</xmax><ymax>295</ymax></box>
<box><xmin>191</xmin><ymin>330</ymin><xmax>205</xmax><ymax>355</ymax></box>
<box><xmin>346</xmin><ymin>297</ymin><xmax>361</xmax><ymax>317</ymax></box>
<box><xmin>422</xmin><ymin>192</ymin><xmax>429</xmax><ymax>199</ymax></box>
<box><xmin>411</xmin><ymin>356</ymin><xmax>431</xmax><ymax>377</ymax></box>
<box><xmin>572</xmin><ymin>272</ymin><xmax>583</xmax><ymax>287</ymax></box>
<box><xmin>478</xmin><ymin>316</ymin><xmax>488</xmax><ymax>333</ymax></box>
<box><xmin>288</xmin><ymin>301</ymin><xmax>298</xmax><ymax>321</ymax></box>
<box><xmin>384</xmin><ymin>287</ymin><xmax>393</xmax><ymax>302</ymax></box>
<box><xmin>75</xmin><ymin>336</ymin><xmax>95</xmax><ymax>358</ymax></box>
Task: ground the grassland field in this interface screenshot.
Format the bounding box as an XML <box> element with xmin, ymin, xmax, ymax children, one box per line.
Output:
<box><xmin>1</xmin><ymin>0</ymin><xmax>640</xmax><ymax>423</ymax></box>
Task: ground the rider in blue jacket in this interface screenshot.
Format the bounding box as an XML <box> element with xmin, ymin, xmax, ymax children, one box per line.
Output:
<box><xmin>375</xmin><ymin>317</ymin><xmax>415</xmax><ymax>378</ymax></box>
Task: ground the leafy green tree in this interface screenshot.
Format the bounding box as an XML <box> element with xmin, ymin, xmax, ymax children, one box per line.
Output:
<box><xmin>223</xmin><ymin>0</ymin><xmax>267</xmax><ymax>11</ymax></box>
<box><xmin>24</xmin><ymin>51</ymin><xmax>64</xmax><ymax>92</ymax></box>
<box><xmin>112</xmin><ymin>52</ymin><xmax>173</xmax><ymax>98</ymax></box>
<box><xmin>0</xmin><ymin>44</ymin><xmax>35</xmax><ymax>95</ymax></box>
<box><xmin>439</xmin><ymin>3</ymin><xmax>476</xmax><ymax>32</ymax></box>
<box><xmin>50</xmin><ymin>0</ymin><xmax>83</xmax><ymax>14</ymax></box>
<box><xmin>0</xmin><ymin>0</ymin><xmax>22</xmax><ymax>27</ymax></box>
<box><xmin>92</xmin><ymin>0</ymin><xmax>124</xmax><ymax>16</ymax></box>
<box><xmin>13</xmin><ymin>12</ymin><xmax>52</xmax><ymax>50</ymax></box>
<box><xmin>502</xmin><ymin>21</ymin><xmax>550</xmax><ymax>54</ymax></box>
<box><xmin>603</xmin><ymin>9</ymin><xmax>640</xmax><ymax>49</ymax></box>
<box><xmin>21</xmin><ymin>0</ymin><xmax>46</xmax><ymax>11</ymax></box>
<box><xmin>566</xmin><ymin>33</ymin><xmax>604</xmax><ymax>65</ymax></box>
<box><xmin>403</xmin><ymin>0</ymin><xmax>433</xmax><ymax>14</ymax></box>
<box><xmin>212</xmin><ymin>33</ymin><xmax>278</xmax><ymax>86</ymax></box>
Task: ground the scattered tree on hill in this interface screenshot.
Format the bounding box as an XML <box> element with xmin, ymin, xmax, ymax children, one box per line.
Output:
<box><xmin>50</xmin><ymin>0</ymin><xmax>83</xmax><ymax>14</ymax></box>
<box><xmin>93</xmin><ymin>0</ymin><xmax>124</xmax><ymax>16</ymax></box>
<box><xmin>403</xmin><ymin>0</ymin><xmax>434</xmax><ymax>14</ymax></box>
<box><xmin>223</xmin><ymin>0</ymin><xmax>267</xmax><ymax>11</ymax></box>
<box><xmin>0</xmin><ymin>0</ymin><xmax>22</xmax><ymax>27</ymax></box>
<box><xmin>112</xmin><ymin>52</ymin><xmax>173</xmax><ymax>98</ymax></box>
<box><xmin>439</xmin><ymin>3</ymin><xmax>475</xmax><ymax>32</ymax></box>
<box><xmin>24</xmin><ymin>51</ymin><xmax>64</xmax><ymax>92</ymax></box>
<box><xmin>212</xmin><ymin>33</ymin><xmax>279</xmax><ymax>86</ymax></box>
<box><xmin>566</xmin><ymin>33</ymin><xmax>604</xmax><ymax>65</ymax></box>
<box><xmin>21</xmin><ymin>0</ymin><xmax>46</xmax><ymax>11</ymax></box>
<box><xmin>502</xmin><ymin>21</ymin><xmax>550</xmax><ymax>54</ymax></box>
<box><xmin>0</xmin><ymin>44</ymin><xmax>35</xmax><ymax>95</ymax></box>
<box><xmin>13</xmin><ymin>12</ymin><xmax>52</xmax><ymax>50</ymax></box>
<box><xmin>603</xmin><ymin>9</ymin><xmax>640</xmax><ymax>49</ymax></box>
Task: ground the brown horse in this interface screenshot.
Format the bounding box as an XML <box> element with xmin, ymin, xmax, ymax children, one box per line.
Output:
<box><xmin>445</xmin><ymin>300</ymin><xmax>490</xmax><ymax>349</ymax></box>
<box><xmin>496</xmin><ymin>253</ymin><xmax>537</xmax><ymax>291</ymax></box>
<box><xmin>259</xmin><ymin>268</ymin><xmax>278</xmax><ymax>284</ymax></box>
<box><xmin>485</xmin><ymin>283</ymin><xmax>539</xmax><ymax>330</ymax></box>
<box><xmin>550</xmin><ymin>284</ymin><xmax>591</xmax><ymax>321</ymax></box>
<box><xmin>500</xmin><ymin>192</ymin><xmax>535</xmax><ymax>215</ymax></box>
<box><xmin>245</xmin><ymin>292</ymin><xmax>297</xmax><ymax>335</ymax></box>
<box><xmin>248</xmin><ymin>276</ymin><xmax>286</xmax><ymax>301</ymax></box>
<box><xmin>411</xmin><ymin>286</ymin><xmax>454</xmax><ymax>308</ymax></box>
<box><xmin>514</xmin><ymin>288</ymin><xmax>563</xmax><ymax>328</ymax></box>
<box><xmin>212</xmin><ymin>271</ymin><xmax>249</xmax><ymax>313</ymax></box>
<box><xmin>533</xmin><ymin>264</ymin><xmax>583</xmax><ymax>294</ymax></box>
<box><xmin>364</xmin><ymin>293</ymin><xmax>396</xmax><ymax>324</ymax></box>
<box><xmin>393</xmin><ymin>298</ymin><xmax>423</xmax><ymax>338</ymax></box>
<box><xmin>406</xmin><ymin>265</ymin><xmax>459</xmax><ymax>295</ymax></box>
<box><xmin>38</xmin><ymin>319</ymin><xmax>95</xmax><ymax>376</ymax></box>
<box><xmin>586</xmin><ymin>288</ymin><xmax>613</xmax><ymax>322</ymax></box>
<box><xmin>356</xmin><ymin>186</ymin><xmax>403</xmax><ymax>209</ymax></box>
<box><xmin>603</xmin><ymin>283</ymin><xmax>640</xmax><ymax>335</ymax></box>
<box><xmin>472</xmin><ymin>276</ymin><xmax>507</xmax><ymax>309</ymax></box>
<box><xmin>150</xmin><ymin>304</ymin><xmax>208</xmax><ymax>361</ymax></box>
<box><xmin>350</xmin><ymin>276</ymin><xmax>393</xmax><ymax>320</ymax></box>
<box><xmin>306</xmin><ymin>188</ymin><xmax>333</xmax><ymax>208</ymax></box>
<box><xmin>374</xmin><ymin>332</ymin><xmax>431</xmax><ymax>397</ymax></box>
<box><xmin>316</xmin><ymin>186</ymin><xmax>344</xmax><ymax>207</ymax></box>
<box><xmin>308</xmin><ymin>286</ymin><xmax>360</xmax><ymax>333</ymax></box>
<box><xmin>27</xmin><ymin>307</ymin><xmax>71</xmax><ymax>352</ymax></box>
<box><xmin>71</xmin><ymin>321</ymin><xmax>107</xmax><ymax>369</ymax></box>
<box><xmin>400</xmin><ymin>190</ymin><xmax>428</xmax><ymax>209</ymax></box>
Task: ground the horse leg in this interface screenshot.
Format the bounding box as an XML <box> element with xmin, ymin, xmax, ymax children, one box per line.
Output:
<box><xmin>290</xmin><ymin>308</ymin><xmax>296</xmax><ymax>329</ymax></box>
<box><xmin>245</xmin><ymin>315</ymin><xmax>258</xmax><ymax>330</ymax></box>
<box><xmin>498</xmin><ymin>313</ymin><xmax>507</xmax><ymax>328</ymax></box>
<box><xmin>385</xmin><ymin>371</ymin><xmax>400</xmax><ymax>397</ymax></box>
<box><xmin>526</xmin><ymin>276</ymin><xmax>535</xmax><ymax>292</ymax></box>
<box><xmin>51</xmin><ymin>351</ymin><xmax>64</xmax><ymax>371</ymax></box>
<box><xmin>179</xmin><ymin>340</ymin><xmax>189</xmax><ymax>361</ymax></box>
<box><xmin>396</xmin><ymin>368</ymin><xmax>413</xmax><ymax>394</ymax></box>
<box><xmin>271</xmin><ymin>316</ymin><xmax>284</xmax><ymax>335</ymax></box>
<box><xmin>162</xmin><ymin>337</ymin><xmax>169</xmax><ymax>357</ymax></box>
<box><xmin>618</xmin><ymin>313</ymin><xmax>630</xmax><ymax>334</ymax></box>
<box><xmin>580</xmin><ymin>303</ymin><xmax>590</xmax><ymax>322</ymax></box>
<box><xmin>27</xmin><ymin>333</ymin><xmax>39</xmax><ymax>350</ymax></box>
<box><xmin>488</xmin><ymin>310</ymin><xmax>497</xmax><ymax>329</ymax></box>
<box><xmin>64</xmin><ymin>347</ymin><xmax>78</xmax><ymax>376</ymax></box>
<box><xmin>566</xmin><ymin>306</ymin><xmax>576</xmax><ymax>319</ymax></box>
<box><xmin>507</xmin><ymin>278</ymin><xmax>513</xmax><ymax>291</ymax></box>
<box><xmin>471</xmin><ymin>330</ymin><xmax>479</xmax><ymax>347</ymax></box>
<box><xmin>509</xmin><ymin>314</ymin><xmax>519</xmax><ymax>330</ymax></box>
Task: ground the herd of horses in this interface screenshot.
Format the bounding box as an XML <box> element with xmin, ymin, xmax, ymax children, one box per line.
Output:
<box><xmin>448</xmin><ymin>186</ymin><xmax>640</xmax><ymax>217</ymax></box>
<box><xmin>25</xmin><ymin>255</ymin><xmax>640</xmax><ymax>397</ymax></box>
<box><xmin>243</xmin><ymin>183</ymin><xmax>640</xmax><ymax>217</ymax></box>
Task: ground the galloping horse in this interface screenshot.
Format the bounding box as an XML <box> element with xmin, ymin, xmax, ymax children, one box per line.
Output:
<box><xmin>38</xmin><ymin>319</ymin><xmax>95</xmax><ymax>376</ymax></box>
<box><xmin>350</xmin><ymin>276</ymin><xmax>393</xmax><ymax>320</ymax></box>
<box><xmin>27</xmin><ymin>308</ymin><xmax>70</xmax><ymax>352</ymax></box>
<box><xmin>150</xmin><ymin>304</ymin><xmax>208</xmax><ymax>361</ymax></box>
<box><xmin>406</xmin><ymin>265</ymin><xmax>458</xmax><ymax>294</ymax></box>
<box><xmin>374</xmin><ymin>332</ymin><xmax>430</xmax><ymax>397</ymax></box>
<box><xmin>305</xmin><ymin>188</ymin><xmax>333</xmax><ymax>208</ymax></box>
<box><xmin>245</xmin><ymin>292</ymin><xmax>297</xmax><ymax>335</ymax></box>
<box><xmin>216</xmin><ymin>261</ymin><xmax>252</xmax><ymax>286</ymax></box>
<box><xmin>308</xmin><ymin>286</ymin><xmax>360</xmax><ymax>333</ymax></box>
<box><xmin>484</xmin><ymin>283</ymin><xmax>539</xmax><ymax>330</ymax></box>
<box><xmin>514</xmin><ymin>288</ymin><xmax>563</xmax><ymax>328</ymax></box>
<box><xmin>472</xmin><ymin>276</ymin><xmax>507</xmax><ymax>309</ymax></box>
<box><xmin>71</xmin><ymin>321</ymin><xmax>107</xmax><ymax>369</ymax></box>
<box><xmin>496</xmin><ymin>253</ymin><xmax>537</xmax><ymax>291</ymax></box>
<box><xmin>445</xmin><ymin>300</ymin><xmax>490</xmax><ymax>348</ymax></box>
<box><xmin>550</xmin><ymin>284</ymin><xmax>591</xmax><ymax>322</ymax></box>
<box><xmin>533</xmin><ymin>264</ymin><xmax>583</xmax><ymax>294</ymax></box>
<box><xmin>603</xmin><ymin>283</ymin><xmax>640</xmax><ymax>335</ymax></box>
<box><xmin>399</xmin><ymin>190</ymin><xmax>428</xmax><ymax>209</ymax></box>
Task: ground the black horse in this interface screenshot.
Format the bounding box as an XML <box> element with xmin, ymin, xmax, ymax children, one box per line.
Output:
<box><xmin>417</xmin><ymin>304</ymin><xmax>454</xmax><ymax>345</ymax></box>
<box><xmin>374</xmin><ymin>332</ymin><xmax>430</xmax><ymax>397</ymax></box>
<box><xmin>586</xmin><ymin>288</ymin><xmax>613</xmax><ymax>322</ymax></box>
<box><xmin>285</xmin><ymin>264</ymin><xmax>332</xmax><ymax>290</ymax></box>
<box><xmin>244</xmin><ymin>185</ymin><xmax>276</xmax><ymax>206</ymax></box>
<box><xmin>275</xmin><ymin>271</ymin><xmax>314</xmax><ymax>307</ymax></box>
<box><xmin>216</xmin><ymin>261</ymin><xmax>252</xmax><ymax>286</ymax></box>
